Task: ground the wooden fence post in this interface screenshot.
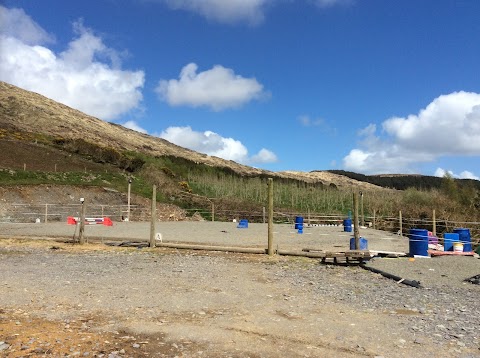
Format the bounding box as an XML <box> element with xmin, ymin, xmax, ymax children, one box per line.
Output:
<box><xmin>211</xmin><ymin>202</ymin><xmax>215</xmax><ymax>222</ymax></box>
<box><xmin>373</xmin><ymin>209</ymin><xmax>376</xmax><ymax>230</ymax></box>
<box><xmin>353</xmin><ymin>192</ymin><xmax>360</xmax><ymax>249</ymax></box>
<box><xmin>267</xmin><ymin>178</ymin><xmax>274</xmax><ymax>256</ymax></box>
<box><xmin>127</xmin><ymin>178</ymin><xmax>132</xmax><ymax>222</ymax></box>
<box><xmin>360</xmin><ymin>192</ymin><xmax>364</xmax><ymax>227</ymax></box>
<box><xmin>399</xmin><ymin>210</ymin><xmax>403</xmax><ymax>237</ymax></box>
<box><xmin>44</xmin><ymin>204</ymin><xmax>48</xmax><ymax>224</ymax></box>
<box><xmin>79</xmin><ymin>199</ymin><xmax>86</xmax><ymax>245</ymax></box>
<box><xmin>150</xmin><ymin>185</ymin><xmax>156</xmax><ymax>248</ymax></box>
<box><xmin>432</xmin><ymin>209</ymin><xmax>436</xmax><ymax>237</ymax></box>
<box><xmin>263</xmin><ymin>207</ymin><xmax>266</xmax><ymax>224</ymax></box>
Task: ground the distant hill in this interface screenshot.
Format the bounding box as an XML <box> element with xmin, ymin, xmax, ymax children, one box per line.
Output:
<box><xmin>326</xmin><ymin>170</ymin><xmax>480</xmax><ymax>191</ymax></box>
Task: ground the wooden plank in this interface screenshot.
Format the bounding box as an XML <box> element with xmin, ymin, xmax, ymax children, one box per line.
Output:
<box><xmin>428</xmin><ymin>250</ymin><xmax>475</xmax><ymax>257</ymax></box>
<box><xmin>369</xmin><ymin>250</ymin><xmax>407</xmax><ymax>257</ymax></box>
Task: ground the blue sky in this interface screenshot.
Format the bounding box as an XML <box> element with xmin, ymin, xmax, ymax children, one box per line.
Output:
<box><xmin>1</xmin><ymin>0</ymin><xmax>479</xmax><ymax>179</ymax></box>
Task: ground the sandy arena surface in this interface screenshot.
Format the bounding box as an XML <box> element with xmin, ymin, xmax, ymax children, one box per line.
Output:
<box><xmin>0</xmin><ymin>221</ymin><xmax>409</xmax><ymax>253</ymax></box>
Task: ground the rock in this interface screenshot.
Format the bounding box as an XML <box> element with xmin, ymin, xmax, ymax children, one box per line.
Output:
<box><xmin>132</xmin><ymin>343</ymin><xmax>140</xmax><ymax>348</ymax></box>
<box><xmin>0</xmin><ymin>343</ymin><xmax>10</xmax><ymax>351</ymax></box>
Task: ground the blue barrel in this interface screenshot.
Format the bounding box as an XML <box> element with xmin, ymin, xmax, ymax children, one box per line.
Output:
<box><xmin>343</xmin><ymin>219</ymin><xmax>352</xmax><ymax>232</ymax></box>
<box><xmin>444</xmin><ymin>233</ymin><xmax>460</xmax><ymax>251</ymax></box>
<box><xmin>453</xmin><ymin>228</ymin><xmax>472</xmax><ymax>252</ymax></box>
<box><xmin>409</xmin><ymin>228</ymin><xmax>429</xmax><ymax>256</ymax></box>
<box><xmin>295</xmin><ymin>216</ymin><xmax>304</xmax><ymax>230</ymax></box>
<box><xmin>350</xmin><ymin>237</ymin><xmax>368</xmax><ymax>250</ymax></box>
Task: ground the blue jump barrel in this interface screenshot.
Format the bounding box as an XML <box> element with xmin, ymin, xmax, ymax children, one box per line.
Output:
<box><xmin>409</xmin><ymin>228</ymin><xmax>429</xmax><ymax>256</ymax></box>
<box><xmin>444</xmin><ymin>233</ymin><xmax>460</xmax><ymax>251</ymax></box>
<box><xmin>453</xmin><ymin>228</ymin><xmax>472</xmax><ymax>252</ymax></box>
<box><xmin>343</xmin><ymin>219</ymin><xmax>352</xmax><ymax>232</ymax></box>
<box><xmin>350</xmin><ymin>237</ymin><xmax>368</xmax><ymax>250</ymax></box>
<box><xmin>295</xmin><ymin>216</ymin><xmax>304</xmax><ymax>229</ymax></box>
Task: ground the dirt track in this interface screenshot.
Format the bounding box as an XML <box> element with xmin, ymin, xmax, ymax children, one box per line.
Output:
<box><xmin>1</xmin><ymin>224</ymin><xmax>479</xmax><ymax>357</ymax></box>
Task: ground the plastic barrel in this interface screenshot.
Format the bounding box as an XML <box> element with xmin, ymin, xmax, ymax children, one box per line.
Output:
<box><xmin>343</xmin><ymin>219</ymin><xmax>352</xmax><ymax>232</ymax></box>
<box><xmin>350</xmin><ymin>237</ymin><xmax>368</xmax><ymax>250</ymax></box>
<box><xmin>409</xmin><ymin>228</ymin><xmax>429</xmax><ymax>256</ymax></box>
<box><xmin>237</xmin><ymin>219</ymin><xmax>248</xmax><ymax>228</ymax></box>
<box><xmin>295</xmin><ymin>216</ymin><xmax>304</xmax><ymax>230</ymax></box>
<box><xmin>443</xmin><ymin>233</ymin><xmax>460</xmax><ymax>251</ymax></box>
<box><xmin>453</xmin><ymin>228</ymin><xmax>472</xmax><ymax>252</ymax></box>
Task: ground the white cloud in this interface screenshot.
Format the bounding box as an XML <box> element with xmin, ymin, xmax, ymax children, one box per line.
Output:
<box><xmin>298</xmin><ymin>115</ymin><xmax>324</xmax><ymax>127</ymax></box>
<box><xmin>459</xmin><ymin>171</ymin><xmax>479</xmax><ymax>180</ymax></box>
<box><xmin>156</xmin><ymin>63</ymin><xmax>267</xmax><ymax>111</ymax></box>
<box><xmin>159</xmin><ymin>126</ymin><xmax>277</xmax><ymax>164</ymax></box>
<box><xmin>0</xmin><ymin>6</ymin><xmax>54</xmax><ymax>45</ymax></box>
<box><xmin>123</xmin><ymin>120</ymin><xmax>147</xmax><ymax>134</ymax></box>
<box><xmin>0</xmin><ymin>6</ymin><xmax>144</xmax><ymax>120</ymax></box>
<box><xmin>434</xmin><ymin>168</ymin><xmax>450</xmax><ymax>178</ymax></box>
<box><xmin>162</xmin><ymin>0</ymin><xmax>350</xmax><ymax>25</ymax></box>
<box><xmin>313</xmin><ymin>0</ymin><xmax>353</xmax><ymax>8</ymax></box>
<box><xmin>435</xmin><ymin>168</ymin><xmax>479</xmax><ymax>180</ymax></box>
<box><xmin>298</xmin><ymin>114</ymin><xmax>337</xmax><ymax>135</ymax></box>
<box><xmin>343</xmin><ymin>92</ymin><xmax>480</xmax><ymax>174</ymax></box>
<box><xmin>251</xmin><ymin>148</ymin><xmax>278</xmax><ymax>163</ymax></box>
<box><xmin>163</xmin><ymin>0</ymin><xmax>269</xmax><ymax>25</ymax></box>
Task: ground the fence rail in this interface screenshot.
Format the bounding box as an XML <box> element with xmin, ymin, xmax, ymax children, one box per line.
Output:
<box><xmin>0</xmin><ymin>204</ymin><xmax>137</xmax><ymax>224</ymax></box>
<box><xmin>1</xmin><ymin>203</ymin><xmax>479</xmax><ymax>239</ymax></box>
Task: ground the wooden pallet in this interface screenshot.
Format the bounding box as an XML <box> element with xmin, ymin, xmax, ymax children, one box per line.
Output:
<box><xmin>307</xmin><ymin>250</ymin><xmax>374</xmax><ymax>264</ymax></box>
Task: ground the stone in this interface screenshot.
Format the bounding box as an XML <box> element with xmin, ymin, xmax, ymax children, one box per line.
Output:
<box><xmin>0</xmin><ymin>343</ymin><xmax>10</xmax><ymax>351</ymax></box>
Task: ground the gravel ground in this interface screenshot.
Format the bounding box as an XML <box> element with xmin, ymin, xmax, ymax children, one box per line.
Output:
<box><xmin>0</xmin><ymin>223</ymin><xmax>479</xmax><ymax>358</ymax></box>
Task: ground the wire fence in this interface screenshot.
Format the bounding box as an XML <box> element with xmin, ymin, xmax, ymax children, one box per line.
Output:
<box><xmin>1</xmin><ymin>203</ymin><xmax>479</xmax><ymax>239</ymax></box>
<box><xmin>1</xmin><ymin>203</ymin><xmax>479</xmax><ymax>252</ymax></box>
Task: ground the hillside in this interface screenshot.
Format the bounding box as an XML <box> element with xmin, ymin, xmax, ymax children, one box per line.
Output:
<box><xmin>1</xmin><ymin>82</ymin><xmax>480</xmax><ymax>229</ymax></box>
<box><xmin>0</xmin><ymin>81</ymin><xmax>376</xmax><ymax>190</ymax></box>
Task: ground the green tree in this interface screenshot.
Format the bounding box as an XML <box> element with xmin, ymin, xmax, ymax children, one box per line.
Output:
<box><xmin>441</xmin><ymin>172</ymin><xmax>459</xmax><ymax>200</ymax></box>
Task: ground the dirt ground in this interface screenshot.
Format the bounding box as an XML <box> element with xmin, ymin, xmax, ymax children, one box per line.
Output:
<box><xmin>1</xmin><ymin>229</ymin><xmax>479</xmax><ymax>358</ymax></box>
